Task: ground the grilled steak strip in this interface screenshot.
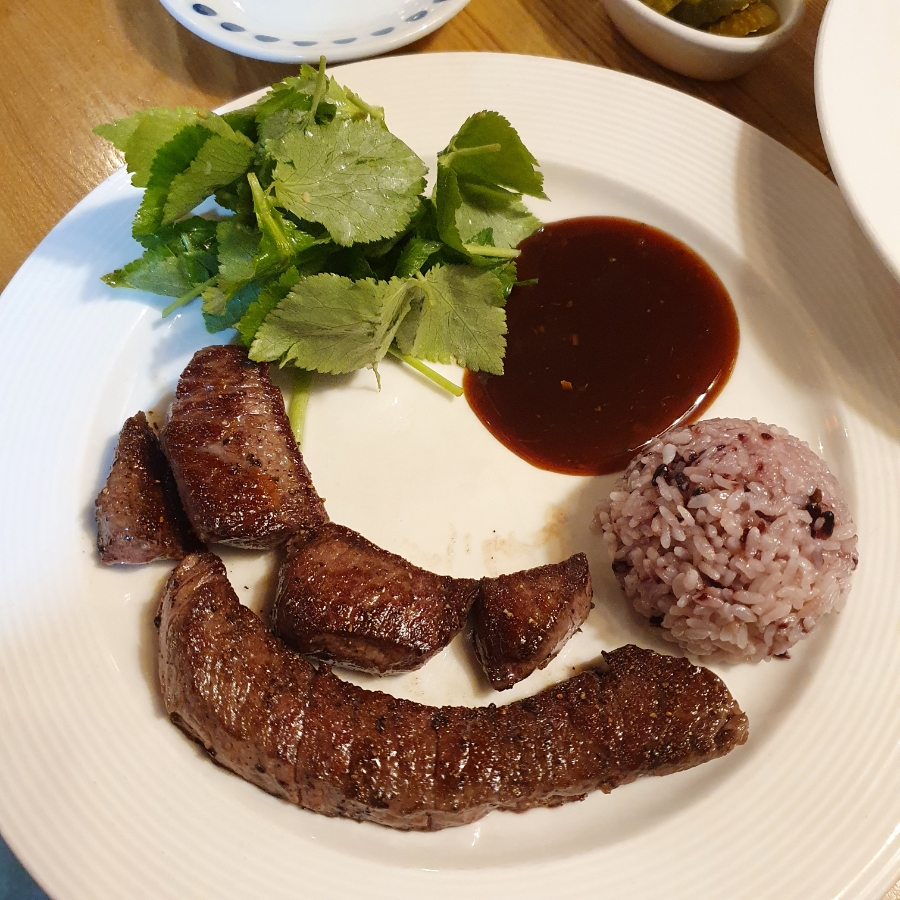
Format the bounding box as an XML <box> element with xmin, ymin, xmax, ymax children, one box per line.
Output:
<box><xmin>95</xmin><ymin>412</ymin><xmax>202</xmax><ymax>565</ymax></box>
<box><xmin>159</xmin><ymin>552</ymin><xmax>749</xmax><ymax>831</ymax></box>
<box><xmin>273</xmin><ymin>523</ymin><xmax>479</xmax><ymax>674</ymax></box>
<box><xmin>472</xmin><ymin>553</ymin><xmax>593</xmax><ymax>691</ymax></box>
<box><xmin>160</xmin><ymin>345</ymin><xmax>327</xmax><ymax>549</ymax></box>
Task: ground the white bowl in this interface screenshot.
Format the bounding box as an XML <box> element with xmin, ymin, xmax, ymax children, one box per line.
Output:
<box><xmin>602</xmin><ymin>0</ymin><xmax>806</xmax><ymax>80</ymax></box>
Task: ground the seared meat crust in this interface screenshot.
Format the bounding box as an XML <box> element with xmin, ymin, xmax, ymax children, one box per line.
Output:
<box><xmin>160</xmin><ymin>346</ymin><xmax>327</xmax><ymax>549</ymax></box>
<box><xmin>159</xmin><ymin>553</ymin><xmax>749</xmax><ymax>831</ymax></box>
<box><xmin>472</xmin><ymin>553</ymin><xmax>593</xmax><ymax>690</ymax></box>
<box><xmin>95</xmin><ymin>411</ymin><xmax>201</xmax><ymax>564</ymax></box>
<box><xmin>273</xmin><ymin>523</ymin><xmax>479</xmax><ymax>674</ymax></box>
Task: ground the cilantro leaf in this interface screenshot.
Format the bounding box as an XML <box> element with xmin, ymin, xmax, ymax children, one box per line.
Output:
<box><xmin>94</xmin><ymin>107</ymin><xmax>202</xmax><ymax>188</ymax></box>
<box><xmin>132</xmin><ymin>125</ymin><xmax>211</xmax><ymax>236</ymax></box>
<box><xmin>202</xmin><ymin>280</ymin><xmax>260</xmax><ymax>333</ymax></box>
<box><xmin>131</xmin><ymin>119</ymin><xmax>253</xmax><ymax>236</ymax></box>
<box><xmin>102</xmin><ymin>217</ymin><xmax>218</xmax><ymax>298</ymax></box>
<box><xmin>216</xmin><ymin>219</ymin><xmax>259</xmax><ymax>285</ymax></box>
<box><xmin>248</xmin><ymin>172</ymin><xmax>320</xmax><ymax>276</ymax></box>
<box><xmin>271</xmin><ymin>119</ymin><xmax>426</xmax><ymax>246</ymax></box>
<box><xmin>438</xmin><ymin>111</ymin><xmax>546</xmax><ymax>198</ymax></box>
<box><xmin>395</xmin><ymin>265</ymin><xmax>507</xmax><ymax>374</ymax></box>
<box><xmin>236</xmin><ymin>267</ymin><xmax>300</xmax><ymax>346</ymax></box>
<box><xmin>102</xmin><ymin>247</ymin><xmax>210</xmax><ymax>298</ymax></box>
<box><xmin>452</xmin><ymin>179</ymin><xmax>542</xmax><ymax>250</ymax></box>
<box><xmin>255</xmin><ymin>73</ymin><xmax>317</xmax><ymax>124</ymax></box>
<box><xmin>255</xmin><ymin>60</ymin><xmax>382</xmax><ymax>147</ymax></box>
<box><xmin>250</xmin><ymin>274</ymin><xmax>418</xmax><ymax>374</ymax></box>
<box><xmin>433</xmin><ymin>159</ymin><xmax>541</xmax><ymax>258</ymax></box>
<box><xmin>97</xmin><ymin>63</ymin><xmax>546</xmax><ymax>394</ymax></box>
<box><xmin>222</xmin><ymin>106</ymin><xmax>259</xmax><ymax>142</ymax></box>
<box><xmin>163</xmin><ymin>131</ymin><xmax>254</xmax><ymax>222</ymax></box>
<box><xmin>395</xmin><ymin>238</ymin><xmax>444</xmax><ymax>278</ymax></box>
<box><xmin>134</xmin><ymin>216</ymin><xmax>218</xmax><ymax>258</ymax></box>
<box><xmin>433</xmin><ymin>110</ymin><xmax>544</xmax><ymax>259</ymax></box>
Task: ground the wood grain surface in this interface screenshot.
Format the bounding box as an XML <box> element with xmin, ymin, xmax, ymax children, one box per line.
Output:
<box><xmin>6</xmin><ymin>1</ymin><xmax>897</xmax><ymax>899</ymax></box>
<box><xmin>0</xmin><ymin>0</ymin><xmax>828</xmax><ymax>294</ymax></box>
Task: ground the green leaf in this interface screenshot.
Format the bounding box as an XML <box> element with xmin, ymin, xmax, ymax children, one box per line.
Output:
<box><xmin>236</xmin><ymin>266</ymin><xmax>300</xmax><ymax>346</ymax></box>
<box><xmin>394</xmin><ymin>238</ymin><xmax>444</xmax><ymax>278</ymax></box>
<box><xmin>95</xmin><ymin>107</ymin><xmax>202</xmax><ymax>188</ymax></box>
<box><xmin>132</xmin><ymin>125</ymin><xmax>212</xmax><ymax>236</ymax></box>
<box><xmin>222</xmin><ymin>105</ymin><xmax>260</xmax><ymax>141</ymax></box>
<box><xmin>103</xmin><ymin>249</ymin><xmax>196</xmax><ymax>298</ymax></box>
<box><xmin>130</xmin><ymin>116</ymin><xmax>254</xmax><ymax>235</ymax></box>
<box><xmin>433</xmin><ymin>164</ymin><xmax>466</xmax><ymax>253</ymax></box>
<box><xmin>433</xmin><ymin>162</ymin><xmax>541</xmax><ymax>257</ymax></box>
<box><xmin>102</xmin><ymin>216</ymin><xmax>219</xmax><ymax>298</ymax></box>
<box><xmin>494</xmin><ymin>260</ymin><xmax>519</xmax><ymax>298</ymax></box>
<box><xmin>395</xmin><ymin>264</ymin><xmax>507</xmax><ymax>374</ymax></box>
<box><xmin>438</xmin><ymin>111</ymin><xmax>545</xmax><ymax>199</ymax></box>
<box><xmin>216</xmin><ymin>219</ymin><xmax>260</xmax><ymax>285</ymax></box>
<box><xmin>213</xmin><ymin>180</ymin><xmax>251</xmax><ymax>221</ymax></box>
<box><xmin>134</xmin><ymin>215</ymin><xmax>218</xmax><ymax>259</ymax></box>
<box><xmin>454</xmin><ymin>179</ymin><xmax>541</xmax><ymax>250</ymax></box>
<box><xmin>248</xmin><ymin>172</ymin><xmax>320</xmax><ymax>276</ymax></box>
<box><xmin>250</xmin><ymin>273</ymin><xmax>418</xmax><ymax>374</ymax></box>
<box><xmin>255</xmin><ymin>60</ymin><xmax>381</xmax><ymax>146</ymax></box>
<box><xmin>271</xmin><ymin>119</ymin><xmax>427</xmax><ymax>246</ymax></box>
<box><xmin>202</xmin><ymin>280</ymin><xmax>260</xmax><ymax>333</ymax></box>
<box><xmin>255</xmin><ymin>70</ymin><xmax>319</xmax><ymax>124</ymax></box>
<box><xmin>163</xmin><ymin>132</ymin><xmax>254</xmax><ymax>223</ymax></box>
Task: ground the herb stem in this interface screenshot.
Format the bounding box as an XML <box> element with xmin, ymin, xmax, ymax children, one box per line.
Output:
<box><xmin>462</xmin><ymin>244</ymin><xmax>521</xmax><ymax>259</ymax></box>
<box><xmin>345</xmin><ymin>90</ymin><xmax>384</xmax><ymax>122</ymax></box>
<box><xmin>387</xmin><ymin>347</ymin><xmax>463</xmax><ymax>397</ymax></box>
<box><xmin>288</xmin><ymin>368</ymin><xmax>313</xmax><ymax>446</ymax></box>
<box><xmin>248</xmin><ymin>172</ymin><xmax>291</xmax><ymax>259</ymax></box>
<box><xmin>304</xmin><ymin>57</ymin><xmax>329</xmax><ymax>129</ymax></box>
<box><xmin>442</xmin><ymin>143</ymin><xmax>502</xmax><ymax>165</ymax></box>
<box><xmin>161</xmin><ymin>275</ymin><xmax>218</xmax><ymax>317</ymax></box>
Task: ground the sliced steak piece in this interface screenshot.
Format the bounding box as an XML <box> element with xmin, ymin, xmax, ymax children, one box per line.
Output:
<box><xmin>273</xmin><ymin>523</ymin><xmax>479</xmax><ymax>674</ymax></box>
<box><xmin>157</xmin><ymin>552</ymin><xmax>314</xmax><ymax>803</ymax></box>
<box><xmin>471</xmin><ymin>553</ymin><xmax>593</xmax><ymax>690</ymax></box>
<box><xmin>160</xmin><ymin>345</ymin><xmax>327</xmax><ymax>549</ymax></box>
<box><xmin>159</xmin><ymin>552</ymin><xmax>749</xmax><ymax>831</ymax></box>
<box><xmin>95</xmin><ymin>411</ymin><xmax>202</xmax><ymax>565</ymax></box>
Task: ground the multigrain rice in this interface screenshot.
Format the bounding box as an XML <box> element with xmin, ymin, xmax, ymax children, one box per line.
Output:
<box><xmin>595</xmin><ymin>418</ymin><xmax>859</xmax><ymax>662</ymax></box>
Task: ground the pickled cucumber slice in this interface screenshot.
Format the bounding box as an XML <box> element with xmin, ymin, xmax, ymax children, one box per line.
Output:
<box><xmin>640</xmin><ymin>0</ymin><xmax>684</xmax><ymax>13</ymax></box>
<box><xmin>672</xmin><ymin>0</ymin><xmax>750</xmax><ymax>28</ymax></box>
<box><xmin>706</xmin><ymin>1</ymin><xmax>780</xmax><ymax>36</ymax></box>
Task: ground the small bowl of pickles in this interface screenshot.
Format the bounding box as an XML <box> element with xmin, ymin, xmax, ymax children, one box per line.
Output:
<box><xmin>602</xmin><ymin>0</ymin><xmax>805</xmax><ymax>80</ymax></box>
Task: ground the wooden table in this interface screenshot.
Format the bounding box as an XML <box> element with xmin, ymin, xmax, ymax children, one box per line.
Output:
<box><xmin>0</xmin><ymin>0</ymin><xmax>830</xmax><ymax>295</ymax></box>
<box><xmin>5</xmin><ymin>1</ymin><xmax>896</xmax><ymax>899</ymax></box>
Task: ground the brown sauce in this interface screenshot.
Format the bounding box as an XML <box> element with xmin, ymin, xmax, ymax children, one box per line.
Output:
<box><xmin>464</xmin><ymin>217</ymin><xmax>739</xmax><ymax>475</ymax></box>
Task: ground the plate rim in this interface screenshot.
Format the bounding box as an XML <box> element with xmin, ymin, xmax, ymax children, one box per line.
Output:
<box><xmin>2</xmin><ymin>51</ymin><xmax>900</xmax><ymax>900</ymax></box>
<box><xmin>814</xmin><ymin>0</ymin><xmax>900</xmax><ymax>281</ymax></box>
<box><xmin>156</xmin><ymin>0</ymin><xmax>471</xmax><ymax>63</ymax></box>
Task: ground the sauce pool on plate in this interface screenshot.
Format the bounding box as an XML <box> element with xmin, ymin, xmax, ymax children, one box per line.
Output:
<box><xmin>463</xmin><ymin>217</ymin><xmax>740</xmax><ymax>475</ymax></box>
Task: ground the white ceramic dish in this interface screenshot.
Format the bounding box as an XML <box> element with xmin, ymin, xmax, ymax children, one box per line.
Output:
<box><xmin>156</xmin><ymin>0</ymin><xmax>469</xmax><ymax>62</ymax></box>
<box><xmin>602</xmin><ymin>0</ymin><xmax>804</xmax><ymax>80</ymax></box>
<box><xmin>816</xmin><ymin>0</ymin><xmax>900</xmax><ymax>282</ymax></box>
<box><xmin>2</xmin><ymin>52</ymin><xmax>900</xmax><ymax>900</ymax></box>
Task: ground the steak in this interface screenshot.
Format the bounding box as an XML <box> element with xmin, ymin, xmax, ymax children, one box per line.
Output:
<box><xmin>273</xmin><ymin>523</ymin><xmax>479</xmax><ymax>674</ymax></box>
<box><xmin>472</xmin><ymin>553</ymin><xmax>593</xmax><ymax>690</ymax></box>
<box><xmin>95</xmin><ymin>411</ymin><xmax>201</xmax><ymax>564</ymax></box>
<box><xmin>160</xmin><ymin>345</ymin><xmax>327</xmax><ymax>549</ymax></box>
<box><xmin>159</xmin><ymin>552</ymin><xmax>749</xmax><ymax>831</ymax></box>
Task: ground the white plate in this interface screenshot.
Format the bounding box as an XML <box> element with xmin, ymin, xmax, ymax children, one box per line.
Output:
<box><xmin>815</xmin><ymin>0</ymin><xmax>900</xmax><ymax>281</ymax></box>
<box><xmin>2</xmin><ymin>52</ymin><xmax>900</xmax><ymax>900</ymax></box>
<box><xmin>157</xmin><ymin>0</ymin><xmax>469</xmax><ymax>62</ymax></box>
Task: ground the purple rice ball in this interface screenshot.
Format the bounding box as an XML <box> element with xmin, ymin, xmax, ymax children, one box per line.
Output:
<box><xmin>595</xmin><ymin>418</ymin><xmax>859</xmax><ymax>662</ymax></box>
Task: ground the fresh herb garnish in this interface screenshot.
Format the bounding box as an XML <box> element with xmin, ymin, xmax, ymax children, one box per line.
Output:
<box><xmin>97</xmin><ymin>58</ymin><xmax>545</xmax><ymax>407</ymax></box>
